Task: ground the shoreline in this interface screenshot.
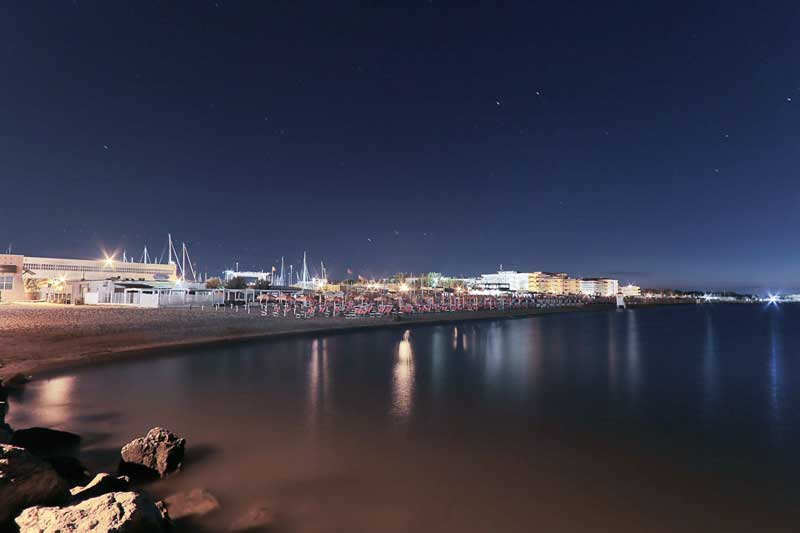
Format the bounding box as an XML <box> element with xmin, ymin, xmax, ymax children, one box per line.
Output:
<box><xmin>0</xmin><ymin>302</ymin><xmax>689</xmax><ymax>380</ymax></box>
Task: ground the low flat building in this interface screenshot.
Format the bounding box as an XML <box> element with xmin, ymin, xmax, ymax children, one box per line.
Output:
<box><xmin>0</xmin><ymin>253</ymin><xmax>177</xmax><ymax>302</ymax></box>
<box><xmin>0</xmin><ymin>254</ymin><xmax>25</xmax><ymax>302</ymax></box>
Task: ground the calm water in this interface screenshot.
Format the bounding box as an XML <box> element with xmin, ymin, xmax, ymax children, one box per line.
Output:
<box><xmin>8</xmin><ymin>304</ymin><xmax>800</xmax><ymax>532</ymax></box>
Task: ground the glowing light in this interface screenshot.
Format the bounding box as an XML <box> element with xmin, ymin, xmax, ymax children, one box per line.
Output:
<box><xmin>103</xmin><ymin>253</ymin><xmax>115</xmax><ymax>268</ymax></box>
<box><xmin>702</xmin><ymin>293</ymin><xmax>712</xmax><ymax>302</ymax></box>
<box><xmin>399</xmin><ymin>283</ymin><xmax>410</xmax><ymax>292</ymax></box>
<box><xmin>767</xmin><ymin>293</ymin><xmax>780</xmax><ymax>305</ymax></box>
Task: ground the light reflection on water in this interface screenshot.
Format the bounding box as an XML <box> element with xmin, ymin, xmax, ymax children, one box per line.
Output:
<box><xmin>702</xmin><ymin>310</ymin><xmax>719</xmax><ymax>422</ymax></box>
<box><xmin>626</xmin><ymin>310</ymin><xmax>641</xmax><ymax>403</ymax></box>
<box><xmin>392</xmin><ymin>330</ymin><xmax>414</xmax><ymax>422</ymax></box>
<box><xmin>7</xmin><ymin>305</ymin><xmax>800</xmax><ymax>532</ymax></box>
<box><xmin>768</xmin><ymin>312</ymin><xmax>783</xmax><ymax>445</ymax></box>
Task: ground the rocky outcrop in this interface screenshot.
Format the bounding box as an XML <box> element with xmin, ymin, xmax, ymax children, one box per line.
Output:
<box><xmin>164</xmin><ymin>488</ymin><xmax>220</xmax><ymax>520</ymax></box>
<box><xmin>120</xmin><ymin>427</ymin><xmax>185</xmax><ymax>479</ymax></box>
<box><xmin>47</xmin><ymin>455</ymin><xmax>91</xmax><ymax>486</ymax></box>
<box><xmin>11</xmin><ymin>427</ymin><xmax>81</xmax><ymax>457</ymax></box>
<box><xmin>0</xmin><ymin>374</ymin><xmax>30</xmax><ymax>399</ymax></box>
<box><xmin>230</xmin><ymin>505</ymin><xmax>275</xmax><ymax>532</ymax></box>
<box><xmin>0</xmin><ymin>401</ymin><xmax>11</xmax><ymax>444</ymax></box>
<box><xmin>70</xmin><ymin>472</ymin><xmax>131</xmax><ymax>501</ymax></box>
<box><xmin>0</xmin><ymin>422</ymin><xmax>11</xmax><ymax>445</ymax></box>
<box><xmin>0</xmin><ymin>445</ymin><xmax>69</xmax><ymax>524</ymax></box>
<box><xmin>15</xmin><ymin>491</ymin><xmax>171</xmax><ymax>532</ymax></box>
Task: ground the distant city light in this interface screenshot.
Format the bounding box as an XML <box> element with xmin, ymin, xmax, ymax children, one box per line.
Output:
<box><xmin>767</xmin><ymin>293</ymin><xmax>779</xmax><ymax>305</ymax></box>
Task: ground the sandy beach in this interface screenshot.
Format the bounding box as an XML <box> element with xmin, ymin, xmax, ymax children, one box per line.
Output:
<box><xmin>0</xmin><ymin>301</ymin><xmax>644</xmax><ymax>379</ymax></box>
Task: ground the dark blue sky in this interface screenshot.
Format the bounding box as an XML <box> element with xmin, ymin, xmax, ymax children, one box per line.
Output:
<box><xmin>1</xmin><ymin>1</ymin><xmax>798</xmax><ymax>292</ymax></box>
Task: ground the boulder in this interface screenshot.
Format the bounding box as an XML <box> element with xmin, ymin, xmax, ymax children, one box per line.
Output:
<box><xmin>120</xmin><ymin>427</ymin><xmax>185</xmax><ymax>479</ymax></box>
<box><xmin>0</xmin><ymin>444</ymin><xmax>70</xmax><ymax>524</ymax></box>
<box><xmin>15</xmin><ymin>491</ymin><xmax>171</xmax><ymax>532</ymax></box>
<box><xmin>70</xmin><ymin>472</ymin><xmax>131</xmax><ymax>501</ymax></box>
<box><xmin>164</xmin><ymin>488</ymin><xmax>220</xmax><ymax>520</ymax></box>
<box><xmin>47</xmin><ymin>456</ymin><xmax>91</xmax><ymax>486</ymax></box>
<box><xmin>11</xmin><ymin>427</ymin><xmax>81</xmax><ymax>457</ymax></box>
<box><xmin>230</xmin><ymin>505</ymin><xmax>276</xmax><ymax>532</ymax></box>
<box><xmin>0</xmin><ymin>422</ymin><xmax>11</xmax><ymax>445</ymax></box>
<box><xmin>1</xmin><ymin>374</ymin><xmax>31</xmax><ymax>397</ymax></box>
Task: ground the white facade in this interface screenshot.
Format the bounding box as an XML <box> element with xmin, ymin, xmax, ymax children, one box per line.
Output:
<box><xmin>621</xmin><ymin>284</ymin><xmax>641</xmax><ymax>297</ymax></box>
<box><xmin>224</xmin><ymin>269</ymin><xmax>272</xmax><ymax>283</ymax></box>
<box><xmin>480</xmin><ymin>271</ymin><xmax>530</xmax><ymax>292</ymax></box>
<box><xmin>23</xmin><ymin>255</ymin><xmax>176</xmax><ymax>282</ymax></box>
<box><xmin>580</xmin><ymin>278</ymin><xmax>619</xmax><ymax>297</ymax></box>
<box><xmin>0</xmin><ymin>253</ymin><xmax>177</xmax><ymax>303</ymax></box>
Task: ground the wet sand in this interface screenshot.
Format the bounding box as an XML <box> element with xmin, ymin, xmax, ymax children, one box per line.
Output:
<box><xmin>0</xmin><ymin>301</ymin><xmax>656</xmax><ymax>379</ymax></box>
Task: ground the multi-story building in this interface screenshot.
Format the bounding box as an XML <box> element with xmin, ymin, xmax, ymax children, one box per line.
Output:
<box><xmin>527</xmin><ymin>272</ymin><xmax>583</xmax><ymax>295</ymax></box>
<box><xmin>620</xmin><ymin>284</ymin><xmax>641</xmax><ymax>297</ymax></box>
<box><xmin>480</xmin><ymin>270</ymin><xmax>530</xmax><ymax>292</ymax></box>
<box><xmin>563</xmin><ymin>277</ymin><xmax>583</xmax><ymax>295</ymax></box>
<box><xmin>580</xmin><ymin>278</ymin><xmax>619</xmax><ymax>297</ymax></box>
<box><xmin>528</xmin><ymin>272</ymin><xmax>565</xmax><ymax>294</ymax></box>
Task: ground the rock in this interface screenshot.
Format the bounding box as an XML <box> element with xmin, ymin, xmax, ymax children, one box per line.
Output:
<box><xmin>0</xmin><ymin>422</ymin><xmax>11</xmax><ymax>445</ymax></box>
<box><xmin>47</xmin><ymin>456</ymin><xmax>91</xmax><ymax>486</ymax></box>
<box><xmin>230</xmin><ymin>505</ymin><xmax>276</xmax><ymax>532</ymax></box>
<box><xmin>0</xmin><ymin>444</ymin><xmax>70</xmax><ymax>525</ymax></box>
<box><xmin>120</xmin><ymin>427</ymin><xmax>185</xmax><ymax>479</ymax></box>
<box><xmin>70</xmin><ymin>472</ymin><xmax>131</xmax><ymax>501</ymax></box>
<box><xmin>0</xmin><ymin>402</ymin><xmax>10</xmax><ymax>444</ymax></box>
<box><xmin>164</xmin><ymin>488</ymin><xmax>220</xmax><ymax>520</ymax></box>
<box><xmin>15</xmin><ymin>491</ymin><xmax>171</xmax><ymax>532</ymax></box>
<box><xmin>11</xmin><ymin>427</ymin><xmax>81</xmax><ymax>457</ymax></box>
<box><xmin>1</xmin><ymin>374</ymin><xmax>31</xmax><ymax>397</ymax></box>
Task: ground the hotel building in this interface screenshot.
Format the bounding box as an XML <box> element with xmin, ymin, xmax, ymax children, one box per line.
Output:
<box><xmin>480</xmin><ymin>271</ymin><xmax>531</xmax><ymax>292</ymax></box>
<box><xmin>527</xmin><ymin>272</ymin><xmax>584</xmax><ymax>295</ymax></box>
<box><xmin>620</xmin><ymin>284</ymin><xmax>641</xmax><ymax>297</ymax></box>
<box><xmin>580</xmin><ymin>278</ymin><xmax>620</xmax><ymax>297</ymax></box>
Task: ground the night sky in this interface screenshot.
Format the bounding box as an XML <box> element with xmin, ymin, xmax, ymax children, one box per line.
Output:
<box><xmin>2</xmin><ymin>2</ymin><xmax>798</xmax><ymax>292</ymax></box>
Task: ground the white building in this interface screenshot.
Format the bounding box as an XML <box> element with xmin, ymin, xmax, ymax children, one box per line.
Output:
<box><xmin>620</xmin><ymin>284</ymin><xmax>641</xmax><ymax>297</ymax></box>
<box><xmin>1</xmin><ymin>253</ymin><xmax>177</xmax><ymax>303</ymax></box>
<box><xmin>480</xmin><ymin>270</ymin><xmax>530</xmax><ymax>292</ymax></box>
<box><xmin>580</xmin><ymin>278</ymin><xmax>619</xmax><ymax>297</ymax></box>
<box><xmin>223</xmin><ymin>269</ymin><xmax>272</xmax><ymax>283</ymax></box>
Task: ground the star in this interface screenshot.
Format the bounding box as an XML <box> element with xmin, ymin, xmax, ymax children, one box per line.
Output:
<box><xmin>495</xmin><ymin>100</ymin><xmax>501</xmax><ymax>107</ymax></box>
<box><xmin>535</xmin><ymin>91</ymin><xmax>540</xmax><ymax>96</ymax></box>
<box><xmin>787</xmin><ymin>97</ymin><xmax>793</xmax><ymax>102</ymax></box>
<box><xmin>103</xmin><ymin>145</ymin><xmax>109</xmax><ymax>150</ymax></box>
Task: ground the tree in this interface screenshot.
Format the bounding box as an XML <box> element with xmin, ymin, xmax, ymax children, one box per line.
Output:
<box><xmin>253</xmin><ymin>279</ymin><xmax>271</xmax><ymax>290</ymax></box>
<box><xmin>205</xmin><ymin>277</ymin><xmax>222</xmax><ymax>289</ymax></box>
<box><xmin>225</xmin><ymin>276</ymin><xmax>247</xmax><ymax>290</ymax></box>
